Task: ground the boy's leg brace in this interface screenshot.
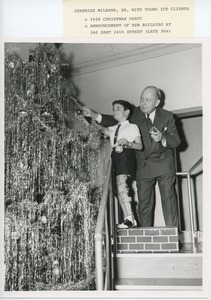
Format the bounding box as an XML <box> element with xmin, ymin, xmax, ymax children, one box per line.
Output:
<box><xmin>116</xmin><ymin>174</ymin><xmax>133</xmax><ymax>220</ymax></box>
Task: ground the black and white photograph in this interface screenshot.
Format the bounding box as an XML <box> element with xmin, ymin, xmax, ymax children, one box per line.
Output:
<box><xmin>2</xmin><ymin>41</ymin><xmax>208</xmax><ymax>299</ymax></box>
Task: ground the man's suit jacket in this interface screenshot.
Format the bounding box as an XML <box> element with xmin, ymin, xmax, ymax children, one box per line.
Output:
<box><xmin>100</xmin><ymin>107</ymin><xmax>181</xmax><ymax>179</ymax></box>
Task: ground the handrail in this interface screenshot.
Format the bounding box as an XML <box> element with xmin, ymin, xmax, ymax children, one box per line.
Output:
<box><xmin>95</xmin><ymin>160</ymin><xmax>113</xmax><ymax>290</ymax></box>
<box><xmin>176</xmin><ymin>156</ymin><xmax>203</xmax><ymax>176</ymax></box>
<box><xmin>188</xmin><ymin>156</ymin><xmax>203</xmax><ymax>174</ymax></box>
<box><xmin>176</xmin><ymin>156</ymin><xmax>203</xmax><ymax>245</ymax></box>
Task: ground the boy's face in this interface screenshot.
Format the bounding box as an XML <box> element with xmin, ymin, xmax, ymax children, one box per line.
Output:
<box><xmin>112</xmin><ymin>104</ymin><xmax>129</xmax><ymax>122</ymax></box>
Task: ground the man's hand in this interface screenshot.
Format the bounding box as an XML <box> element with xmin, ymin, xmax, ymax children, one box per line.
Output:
<box><xmin>150</xmin><ymin>129</ymin><xmax>162</xmax><ymax>142</ymax></box>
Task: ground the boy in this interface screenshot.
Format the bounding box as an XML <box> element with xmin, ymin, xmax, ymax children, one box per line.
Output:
<box><xmin>83</xmin><ymin>100</ymin><xmax>142</xmax><ymax>228</ymax></box>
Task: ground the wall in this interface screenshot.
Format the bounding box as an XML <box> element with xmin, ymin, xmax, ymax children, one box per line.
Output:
<box><xmin>73</xmin><ymin>45</ymin><xmax>202</xmax><ymax>229</ymax></box>
<box><xmin>177</xmin><ymin>116</ymin><xmax>203</xmax><ymax>231</ymax></box>
<box><xmin>73</xmin><ymin>46</ymin><xmax>202</xmax><ymax>113</ymax></box>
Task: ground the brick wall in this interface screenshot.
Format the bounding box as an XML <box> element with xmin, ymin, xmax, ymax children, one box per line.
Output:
<box><xmin>116</xmin><ymin>226</ymin><xmax>179</xmax><ymax>253</ymax></box>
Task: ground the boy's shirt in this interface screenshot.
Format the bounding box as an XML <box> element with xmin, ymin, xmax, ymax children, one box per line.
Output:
<box><xmin>108</xmin><ymin>120</ymin><xmax>141</xmax><ymax>148</ymax></box>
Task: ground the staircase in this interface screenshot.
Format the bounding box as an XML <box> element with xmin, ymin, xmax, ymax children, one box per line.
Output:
<box><xmin>94</xmin><ymin>158</ymin><xmax>203</xmax><ymax>291</ymax></box>
<box><xmin>113</xmin><ymin>227</ymin><xmax>202</xmax><ymax>291</ymax></box>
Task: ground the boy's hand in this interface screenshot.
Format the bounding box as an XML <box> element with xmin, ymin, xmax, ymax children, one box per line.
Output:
<box><xmin>82</xmin><ymin>106</ymin><xmax>98</xmax><ymax>120</ymax></box>
<box><xmin>117</xmin><ymin>138</ymin><xmax>129</xmax><ymax>147</ymax></box>
<box><xmin>82</xmin><ymin>107</ymin><xmax>92</xmax><ymax>117</ymax></box>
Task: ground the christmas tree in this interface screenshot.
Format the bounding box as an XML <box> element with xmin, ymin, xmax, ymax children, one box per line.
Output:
<box><xmin>4</xmin><ymin>43</ymin><xmax>105</xmax><ymax>291</ymax></box>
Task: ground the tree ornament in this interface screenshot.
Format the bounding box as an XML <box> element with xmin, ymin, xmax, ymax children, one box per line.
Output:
<box><xmin>41</xmin><ymin>216</ymin><xmax>47</xmax><ymax>224</ymax></box>
<box><xmin>9</xmin><ymin>61</ymin><xmax>15</xmax><ymax>69</ymax></box>
<box><xmin>19</xmin><ymin>109</ymin><xmax>28</xmax><ymax>117</ymax></box>
<box><xmin>52</xmin><ymin>260</ymin><xmax>60</xmax><ymax>276</ymax></box>
<box><xmin>11</xmin><ymin>231</ymin><xmax>20</xmax><ymax>240</ymax></box>
<box><xmin>53</xmin><ymin>260</ymin><xmax>59</xmax><ymax>266</ymax></box>
<box><xmin>42</xmin><ymin>111</ymin><xmax>51</xmax><ymax>119</ymax></box>
<box><xmin>53</xmin><ymin>267</ymin><xmax>60</xmax><ymax>276</ymax></box>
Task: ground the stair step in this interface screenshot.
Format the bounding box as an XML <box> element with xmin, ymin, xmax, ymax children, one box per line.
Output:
<box><xmin>116</xmin><ymin>226</ymin><xmax>179</xmax><ymax>253</ymax></box>
<box><xmin>113</xmin><ymin>253</ymin><xmax>202</xmax><ymax>279</ymax></box>
<box><xmin>115</xmin><ymin>278</ymin><xmax>202</xmax><ymax>290</ymax></box>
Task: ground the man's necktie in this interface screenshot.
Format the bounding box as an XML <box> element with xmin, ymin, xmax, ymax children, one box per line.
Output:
<box><xmin>146</xmin><ymin>114</ymin><xmax>153</xmax><ymax>133</ymax></box>
<box><xmin>113</xmin><ymin>124</ymin><xmax>121</xmax><ymax>145</ymax></box>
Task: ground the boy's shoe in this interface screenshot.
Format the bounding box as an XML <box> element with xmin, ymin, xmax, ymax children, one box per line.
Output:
<box><xmin>117</xmin><ymin>219</ymin><xmax>137</xmax><ymax>229</ymax></box>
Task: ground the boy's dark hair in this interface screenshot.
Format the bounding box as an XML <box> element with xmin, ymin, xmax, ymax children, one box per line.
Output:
<box><xmin>112</xmin><ymin>100</ymin><xmax>134</xmax><ymax>119</ymax></box>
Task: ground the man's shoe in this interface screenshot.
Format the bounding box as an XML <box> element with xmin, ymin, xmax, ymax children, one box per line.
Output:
<box><xmin>117</xmin><ymin>219</ymin><xmax>136</xmax><ymax>229</ymax></box>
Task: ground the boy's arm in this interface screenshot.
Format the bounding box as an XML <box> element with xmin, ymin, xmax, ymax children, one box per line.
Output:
<box><xmin>82</xmin><ymin>106</ymin><xmax>117</xmax><ymax>127</ymax></box>
<box><xmin>118</xmin><ymin>135</ymin><xmax>142</xmax><ymax>150</ymax></box>
<box><xmin>82</xmin><ymin>107</ymin><xmax>99</xmax><ymax>120</ymax></box>
<box><xmin>100</xmin><ymin>114</ymin><xmax>118</xmax><ymax>127</ymax></box>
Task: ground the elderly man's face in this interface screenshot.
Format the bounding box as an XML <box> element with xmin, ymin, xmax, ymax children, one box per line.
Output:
<box><xmin>140</xmin><ymin>88</ymin><xmax>160</xmax><ymax>114</ymax></box>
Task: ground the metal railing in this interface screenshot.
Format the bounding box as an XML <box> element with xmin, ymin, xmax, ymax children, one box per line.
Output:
<box><xmin>94</xmin><ymin>160</ymin><xmax>115</xmax><ymax>290</ymax></box>
<box><xmin>176</xmin><ymin>156</ymin><xmax>203</xmax><ymax>244</ymax></box>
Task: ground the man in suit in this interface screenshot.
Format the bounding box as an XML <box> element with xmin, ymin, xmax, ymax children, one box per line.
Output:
<box><xmin>83</xmin><ymin>86</ymin><xmax>181</xmax><ymax>227</ymax></box>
